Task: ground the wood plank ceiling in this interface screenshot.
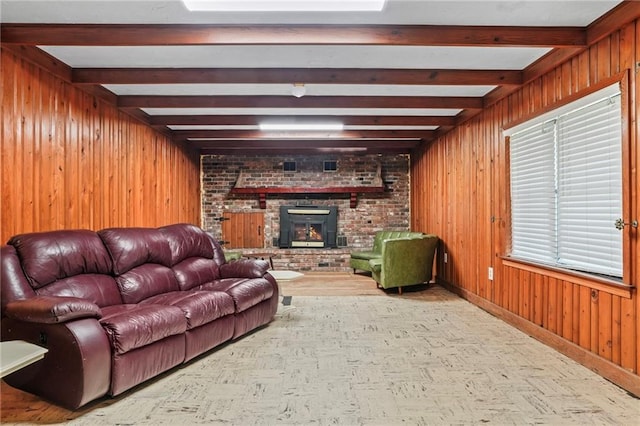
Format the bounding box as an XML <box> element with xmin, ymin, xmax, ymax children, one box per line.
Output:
<box><xmin>1</xmin><ymin>0</ymin><xmax>636</xmax><ymax>155</ymax></box>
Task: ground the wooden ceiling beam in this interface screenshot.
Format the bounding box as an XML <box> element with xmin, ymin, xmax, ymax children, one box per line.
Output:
<box><xmin>150</xmin><ymin>114</ymin><xmax>456</xmax><ymax>126</ymax></box>
<box><xmin>72</xmin><ymin>68</ymin><xmax>522</xmax><ymax>86</ymax></box>
<box><xmin>188</xmin><ymin>139</ymin><xmax>420</xmax><ymax>149</ymax></box>
<box><xmin>199</xmin><ymin>147</ymin><xmax>412</xmax><ymax>155</ymax></box>
<box><xmin>1</xmin><ymin>24</ymin><xmax>586</xmax><ymax>47</ymax></box>
<box><xmin>173</xmin><ymin>130</ymin><xmax>432</xmax><ymax>140</ymax></box>
<box><xmin>118</xmin><ymin>95</ymin><xmax>483</xmax><ymax>109</ymax></box>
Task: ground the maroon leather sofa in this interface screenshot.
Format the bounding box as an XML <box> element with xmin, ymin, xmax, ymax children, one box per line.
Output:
<box><xmin>1</xmin><ymin>223</ymin><xmax>279</xmax><ymax>409</ymax></box>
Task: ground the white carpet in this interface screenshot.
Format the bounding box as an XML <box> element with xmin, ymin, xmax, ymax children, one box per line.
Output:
<box><xmin>2</xmin><ymin>295</ymin><xmax>638</xmax><ymax>425</ymax></box>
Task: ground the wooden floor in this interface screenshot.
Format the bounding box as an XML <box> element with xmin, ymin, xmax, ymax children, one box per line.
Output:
<box><xmin>276</xmin><ymin>271</ymin><xmax>446</xmax><ymax>299</ymax></box>
<box><xmin>278</xmin><ymin>271</ymin><xmax>382</xmax><ymax>296</ymax></box>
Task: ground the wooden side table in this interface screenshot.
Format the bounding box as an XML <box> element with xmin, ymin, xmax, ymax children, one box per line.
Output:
<box><xmin>0</xmin><ymin>340</ymin><xmax>48</xmax><ymax>378</ymax></box>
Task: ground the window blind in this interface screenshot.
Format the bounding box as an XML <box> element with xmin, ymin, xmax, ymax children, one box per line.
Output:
<box><xmin>510</xmin><ymin>121</ymin><xmax>557</xmax><ymax>264</ymax></box>
<box><xmin>508</xmin><ymin>84</ymin><xmax>622</xmax><ymax>278</ymax></box>
<box><xmin>556</xmin><ymin>93</ymin><xmax>622</xmax><ymax>276</ymax></box>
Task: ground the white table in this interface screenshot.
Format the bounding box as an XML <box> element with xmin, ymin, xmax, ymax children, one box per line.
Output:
<box><xmin>0</xmin><ymin>340</ymin><xmax>48</xmax><ymax>378</ymax></box>
<box><xmin>268</xmin><ymin>270</ymin><xmax>304</xmax><ymax>281</ymax></box>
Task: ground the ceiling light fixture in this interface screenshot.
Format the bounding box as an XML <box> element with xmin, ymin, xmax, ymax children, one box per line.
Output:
<box><xmin>291</xmin><ymin>83</ymin><xmax>306</xmax><ymax>98</ymax></box>
<box><xmin>182</xmin><ymin>0</ymin><xmax>386</xmax><ymax>12</ymax></box>
<box><xmin>259</xmin><ymin>123</ymin><xmax>344</xmax><ymax>132</ymax></box>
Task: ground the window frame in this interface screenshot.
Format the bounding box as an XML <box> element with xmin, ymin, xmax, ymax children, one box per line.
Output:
<box><xmin>502</xmin><ymin>73</ymin><xmax>633</xmax><ymax>286</ymax></box>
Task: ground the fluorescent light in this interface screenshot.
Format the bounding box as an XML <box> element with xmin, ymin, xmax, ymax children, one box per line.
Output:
<box><xmin>182</xmin><ymin>0</ymin><xmax>386</xmax><ymax>12</ymax></box>
<box><xmin>317</xmin><ymin>147</ymin><xmax>368</xmax><ymax>152</ymax></box>
<box><xmin>259</xmin><ymin>123</ymin><xmax>344</xmax><ymax>131</ymax></box>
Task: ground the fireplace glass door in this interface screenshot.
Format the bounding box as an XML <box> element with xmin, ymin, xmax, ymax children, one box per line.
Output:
<box><xmin>291</xmin><ymin>221</ymin><xmax>325</xmax><ymax>248</ymax></box>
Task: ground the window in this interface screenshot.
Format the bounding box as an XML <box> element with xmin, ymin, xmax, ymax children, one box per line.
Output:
<box><xmin>507</xmin><ymin>84</ymin><xmax>622</xmax><ymax>278</ymax></box>
<box><xmin>283</xmin><ymin>161</ymin><xmax>296</xmax><ymax>172</ymax></box>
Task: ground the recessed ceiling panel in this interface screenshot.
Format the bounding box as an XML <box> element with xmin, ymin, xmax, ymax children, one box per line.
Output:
<box><xmin>167</xmin><ymin>125</ymin><xmax>440</xmax><ymax>130</ymax></box>
<box><xmin>104</xmin><ymin>84</ymin><xmax>496</xmax><ymax>97</ymax></box>
<box><xmin>41</xmin><ymin>45</ymin><xmax>551</xmax><ymax>70</ymax></box>
<box><xmin>142</xmin><ymin>108</ymin><xmax>463</xmax><ymax>116</ymax></box>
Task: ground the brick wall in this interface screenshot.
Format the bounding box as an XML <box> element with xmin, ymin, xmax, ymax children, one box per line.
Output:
<box><xmin>201</xmin><ymin>154</ymin><xmax>410</xmax><ymax>271</ymax></box>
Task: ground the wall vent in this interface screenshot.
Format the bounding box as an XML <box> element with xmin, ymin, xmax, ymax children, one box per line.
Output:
<box><xmin>323</xmin><ymin>160</ymin><xmax>337</xmax><ymax>172</ymax></box>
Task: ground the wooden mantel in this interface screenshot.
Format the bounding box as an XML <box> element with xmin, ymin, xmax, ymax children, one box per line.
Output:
<box><xmin>229</xmin><ymin>186</ymin><xmax>385</xmax><ymax>208</ymax></box>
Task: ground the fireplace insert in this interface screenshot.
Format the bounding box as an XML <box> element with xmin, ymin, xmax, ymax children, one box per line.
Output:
<box><xmin>279</xmin><ymin>205</ymin><xmax>338</xmax><ymax>248</ymax></box>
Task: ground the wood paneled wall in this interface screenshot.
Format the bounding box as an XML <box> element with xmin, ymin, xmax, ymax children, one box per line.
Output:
<box><xmin>1</xmin><ymin>47</ymin><xmax>201</xmax><ymax>243</ymax></box>
<box><xmin>411</xmin><ymin>21</ymin><xmax>639</xmax><ymax>391</ymax></box>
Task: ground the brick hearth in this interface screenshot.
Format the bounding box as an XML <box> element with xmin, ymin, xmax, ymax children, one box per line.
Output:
<box><xmin>242</xmin><ymin>248</ymin><xmax>352</xmax><ymax>272</ymax></box>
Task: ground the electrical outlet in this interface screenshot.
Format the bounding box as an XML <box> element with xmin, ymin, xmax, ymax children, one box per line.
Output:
<box><xmin>444</xmin><ymin>252</ymin><xmax>448</xmax><ymax>263</ymax></box>
<box><xmin>488</xmin><ymin>267</ymin><xmax>494</xmax><ymax>281</ymax></box>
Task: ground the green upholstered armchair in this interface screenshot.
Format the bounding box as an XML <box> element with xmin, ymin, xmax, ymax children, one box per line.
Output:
<box><xmin>350</xmin><ymin>230</ymin><xmax>424</xmax><ymax>273</ymax></box>
<box><xmin>368</xmin><ymin>234</ymin><xmax>439</xmax><ymax>294</ymax></box>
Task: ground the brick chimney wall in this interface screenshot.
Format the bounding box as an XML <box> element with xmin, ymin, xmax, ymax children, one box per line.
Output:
<box><xmin>201</xmin><ymin>154</ymin><xmax>410</xmax><ymax>271</ymax></box>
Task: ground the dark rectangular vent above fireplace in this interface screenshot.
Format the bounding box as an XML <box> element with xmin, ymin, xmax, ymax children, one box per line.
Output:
<box><xmin>279</xmin><ymin>205</ymin><xmax>338</xmax><ymax>249</ymax></box>
<box><xmin>323</xmin><ymin>160</ymin><xmax>337</xmax><ymax>172</ymax></box>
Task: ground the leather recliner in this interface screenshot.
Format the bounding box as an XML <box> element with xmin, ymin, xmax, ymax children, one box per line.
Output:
<box><xmin>1</xmin><ymin>223</ymin><xmax>279</xmax><ymax>409</ymax></box>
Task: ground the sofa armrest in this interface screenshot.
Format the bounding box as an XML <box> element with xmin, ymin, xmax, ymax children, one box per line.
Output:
<box><xmin>4</xmin><ymin>296</ymin><xmax>102</xmax><ymax>324</ymax></box>
<box><xmin>1</xmin><ymin>317</ymin><xmax>111</xmax><ymax>409</ymax></box>
<box><xmin>368</xmin><ymin>258</ymin><xmax>382</xmax><ymax>273</ymax></box>
<box><xmin>219</xmin><ymin>259</ymin><xmax>270</xmax><ymax>279</ymax></box>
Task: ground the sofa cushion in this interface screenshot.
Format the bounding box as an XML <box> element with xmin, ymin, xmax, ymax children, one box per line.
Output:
<box><xmin>115</xmin><ymin>263</ymin><xmax>179</xmax><ymax>304</ymax></box>
<box><xmin>197</xmin><ymin>278</ymin><xmax>274</xmax><ymax>312</ymax></box>
<box><xmin>159</xmin><ymin>223</ymin><xmax>214</xmax><ymax>266</ymax></box>
<box><xmin>98</xmin><ymin>227</ymin><xmax>172</xmax><ymax>275</ymax></box>
<box><xmin>100</xmin><ymin>304</ymin><xmax>187</xmax><ymax>355</ymax></box>
<box><xmin>9</xmin><ymin>230</ymin><xmax>112</xmax><ymax>289</ymax></box>
<box><xmin>171</xmin><ymin>257</ymin><xmax>220</xmax><ymax>291</ymax></box>
<box><xmin>350</xmin><ymin>251</ymin><xmax>380</xmax><ymax>261</ymax></box>
<box><xmin>140</xmin><ymin>290</ymin><xmax>235</xmax><ymax>329</ymax></box>
<box><xmin>36</xmin><ymin>274</ymin><xmax>123</xmax><ymax>307</ymax></box>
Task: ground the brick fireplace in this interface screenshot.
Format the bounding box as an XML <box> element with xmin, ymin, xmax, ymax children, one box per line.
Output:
<box><xmin>201</xmin><ymin>154</ymin><xmax>410</xmax><ymax>271</ymax></box>
<box><xmin>279</xmin><ymin>205</ymin><xmax>338</xmax><ymax>248</ymax></box>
